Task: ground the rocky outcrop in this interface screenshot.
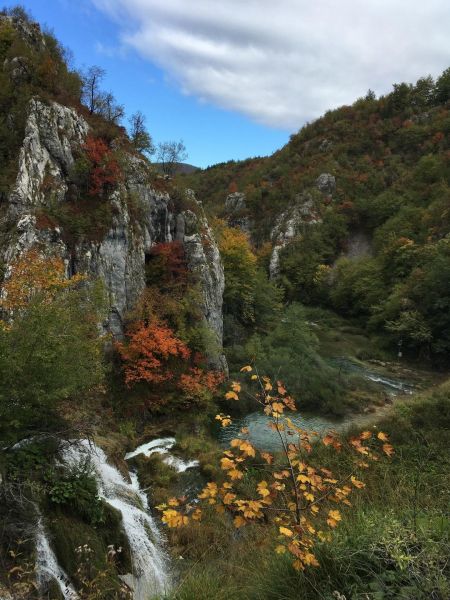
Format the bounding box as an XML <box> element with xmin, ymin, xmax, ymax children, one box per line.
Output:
<box><xmin>315</xmin><ymin>173</ymin><xmax>336</xmax><ymax>196</ymax></box>
<box><xmin>224</xmin><ymin>191</ymin><xmax>252</xmax><ymax>233</ymax></box>
<box><xmin>1</xmin><ymin>99</ymin><xmax>227</xmax><ymax>370</ymax></box>
<box><xmin>8</xmin><ymin>99</ymin><xmax>89</xmax><ymax>215</ymax></box>
<box><xmin>174</xmin><ymin>196</ymin><xmax>226</xmax><ymax>370</ymax></box>
<box><xmin>269</xmin><ymin>192</ymin><xmax>322</xmax><ymax>278</ymax></box>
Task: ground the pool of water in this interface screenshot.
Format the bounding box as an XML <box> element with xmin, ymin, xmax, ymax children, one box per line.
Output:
<box><xmin>217</xmin><ymin>358</ymin><xmax>416</xmax><ymax>452</ymax></box>
<box><xmin>217</xmin><ymin>411</ymin><xmax>350</xmax><ymax>453</ymax></box>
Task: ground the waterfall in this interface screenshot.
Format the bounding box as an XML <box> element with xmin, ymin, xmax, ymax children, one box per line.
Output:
<box><xmin>60</xmin><ymin>440</ymin><xmax>170</xmax><ymax>600</ymax></box>
<box><xmin>125</xmin><ymin>437</ymin><xmax>199</xmax><ymax>472</ymax></box>
<box><xmin>35</xmin><ymin>517</ymin><xmax>78</xmax><ymax>599</ymax></box>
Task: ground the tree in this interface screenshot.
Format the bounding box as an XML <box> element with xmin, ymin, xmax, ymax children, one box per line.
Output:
<box><xmin>157</xmin><ymin>140</ymin><xmax>188</xmax><ymax>176</ymax></box>
<box><xmin>129</xmin><ymin>111</ymin><xmax>155</xmax><ymax>155</ymax></box>
<box><xmin>99</xmin><ymin>92</ymin><xmax>124</xmax><ymax>125</ymax></box>
<box><xmin>0</xmin><ymin>250</ymin><xmax>106</xmax><ymax>444</ymax></box>
<box><xmin>82</xmin><ymin>66</ymin><xmax>106</xmax><ymax>115</ymax></box>
<box><xmin>115</xmin><ymin>317</ymin><xmax>223</xmax><ymax>409</ymax></box>
<box><xmin>157</xmin><ymin>366</ymin><xmax>393</xmax><ymax>571</ymax></box>
<box><xmin>434</xmin><ymin>67</ymin><xmax>450</xmax><ymax>104</ymax></box>
<box><xmin>116</xmin><ymin>318</ymin><xmax>190</xmax><ymax>387</ymax></box>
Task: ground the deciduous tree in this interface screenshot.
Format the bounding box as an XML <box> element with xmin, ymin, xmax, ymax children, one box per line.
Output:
<box><xmin>158</xmin><ymin>366</ymin><xmax>393</xmax><ymax>571</ymax></box>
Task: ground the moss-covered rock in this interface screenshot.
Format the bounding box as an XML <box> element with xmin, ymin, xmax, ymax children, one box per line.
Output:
<box><xmin>46</xmin><ymin>504</ymin><xmax>132</xmax><ymax>594</ymax></box>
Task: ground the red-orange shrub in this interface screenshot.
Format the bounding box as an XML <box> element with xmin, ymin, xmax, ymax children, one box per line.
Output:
<box><xmin>116</xmin><ymin>319</ymin><xmax>190</xmax><ymax>387</ymax></box>
<box><xmin>83</xmin><ymin>136</ymin><xmax>122</xmax><ymax>197</ymax></box>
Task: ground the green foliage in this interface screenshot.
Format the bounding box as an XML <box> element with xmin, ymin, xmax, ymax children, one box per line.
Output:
<box><xmin>217</xmin><ymin>224</ymin><xmax>283</xmax><ymax>353</ymax></box>
<box><xmin>45</xmin><ymin>461</ymin><xmax>105</xmax><ymax>525</ymax></box>
<box><xmin>183</xmin><ymin>66</ymin><xmax>450</xmax><ymax>363</ymax></box>
<box><xmin>240</xmin><ymin>304</ymin><xmax>351</xmax><ymax>414</ymax></box>
<box><xmin>0</xmin><ymin>279</ymin><xmax>106</xmax><ymax>446</ymax></box>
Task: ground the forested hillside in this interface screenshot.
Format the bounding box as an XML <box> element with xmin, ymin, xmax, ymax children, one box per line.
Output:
<box><xmin>183</xmin><ymin>72</ymin><xmax>450</xmax><ymax>365</ymax></box>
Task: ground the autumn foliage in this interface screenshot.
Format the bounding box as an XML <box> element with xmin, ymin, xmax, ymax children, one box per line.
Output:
<box><xmin>83</xmin><ymin>136</ymin><xmax>122</xmax><ymax>197</ymax></box>
<box><xmin>116</xmin><ymin>318</ymin><xmax>223</xmax><ymax>402</ymax></box>
<box><xmin>157</xmin><ymin>366</ymin><xmax>393</xmax><ymax>571</ymax></box>
<box><xmin>0</xmin><ymin>249</ymin><xmax>84</xmax><ymax>314</ymax></box>
<box><xmin>145</xmin><ymin>241</ymin><xmax>189</xmax><ymax>290</ymax></box>
<box><xmin>116</xmin><ymin>319</ymin><xmax>190</xmax><ymax>386</ymax></box>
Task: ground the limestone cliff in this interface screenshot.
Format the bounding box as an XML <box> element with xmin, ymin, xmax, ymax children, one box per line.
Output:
<box><xmin>1</xmin><ymin>98</ymin><xmax>227</xmax><ymax>370</ymax></box>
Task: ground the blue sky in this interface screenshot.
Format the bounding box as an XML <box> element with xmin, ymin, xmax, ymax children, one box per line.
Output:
<box><xmin>3</xmin><ymin>0</ymin><xmax>289</xmax><ymax>167</ymax></box>
<box><xmin>3</xmin><ymin>1</ymin><xmax>450</xmax><ymax>168</ymax></box>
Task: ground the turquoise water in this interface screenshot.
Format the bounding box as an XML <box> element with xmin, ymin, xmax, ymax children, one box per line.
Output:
<box><xmin>217</xmin><ymin>359</ymin><xmax>415</xmax><ymax>452</ymax></box>
<box><xmin>217</xmin><ymin>411</ymin><xmax>349</xmax><ymax>453</ymax></box>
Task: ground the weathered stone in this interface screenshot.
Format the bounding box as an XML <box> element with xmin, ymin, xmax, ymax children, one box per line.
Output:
<box><xmin>269</xmin><ymin>193</ymin><xmax>322</xmax><ymax>278</ymax></box>
<box><xmin>224</xmin><ymin>191</ymin><xmax>252</xmax><ymax>233</ymax></box>
<box><xmin>316</xmin><ymin>173</ymin><xmax>336</xmax><ymax>195</ymax></box>
<box><xmin>8</xmin><ymin>99</ymin><xmax>88</xmax><ymax>214</ymax></box>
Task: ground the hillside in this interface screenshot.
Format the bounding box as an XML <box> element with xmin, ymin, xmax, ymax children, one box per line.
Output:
<box><xmin>183</xmin><ymin>73</ymin><xmax>450</xmax><ymax>365</ymax></box>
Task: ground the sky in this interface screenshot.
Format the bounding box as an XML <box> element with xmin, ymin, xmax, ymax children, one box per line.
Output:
<box><xmin>3</xmin><ymin>1</ymin><xmax>450</xmax><ymax>168</ymax></box>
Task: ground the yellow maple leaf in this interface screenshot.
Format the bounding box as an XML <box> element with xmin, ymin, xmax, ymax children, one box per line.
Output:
<box><xmin>220</xmin><ymin>457</ymin><xmax>235</xmax><ymax>470</ymax></box>
<box><xmin>222</xmin><ymin>492</ymin><xmax>236</xmax><ymax>505</ymax></box>
<box><xmin>350</xmin><ymin>476</ymin><xmax>365</xmax><ymax>489</ymax></box>
<box><xmin>225</xmin><ymin>391</ymin><xmax>239</xmax><ymax>401</ymax></box>
<box><xmin>234</xmin><ymin>515</ymin><xmax>246</xmax><ymax>528</ymax></box>
<box><xmin>377</xmin><ymin>431</ymin><xmax>389</xmax><ymax>442</ymax></box>
<box><xmin>271</xmin><ymin>402</ymin><xmax>284</xmax><ymax>414</ymax></box>
<box><xmin>327</xmin><ymin>509</ymin><xmax>341</xmax><ymax>528</ymax></box>
<box><xmin>279</xmin><ymin>526</ymin><xmax>294</xmax><ymax>537</ymax></box>
<box><xmin>297</xmin><ymin>474</ymin><xmax>310</xmax><ymax>484</ymax></box>
<box><xmin>261</xmin><ymin>451</ymin><xmax>273</xmax><ymax>464</ymax></box>
<box><xmin>382</xmin><ymin>443</ymin><xmax>395</xmax><ymax>456</ymax></box>
<box><xmin>240</xmin><ymin>365</ymin><xmax>252</xmax><ymax>372</ymax></box>
<box><xmin>257</xmin><ymin>481</ymin><xmax>270</xmax><ymax>497</ymax></box>
<box><xmin>228</xmin><ymin>468</ymin><xmax>244</xmax><ymax>480</ymax></box>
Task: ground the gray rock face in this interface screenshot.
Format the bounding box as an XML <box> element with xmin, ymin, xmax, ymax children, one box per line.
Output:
<box><xmin>316</xmin><ymin>173</ymin><xmax>336</xmax><ymax>195</ymax></box>
<box><xmin>8</xmin><ymin>99</ymin><xmax>89</xmax><ymax>215</ymax></box>
<box><xmin>269</xmin><ymin>192</ymin><xmax>322</xmax><ymax>278</ymax></box>
<box><xmin>1</xmin><ymin>99</ymin><xmax>227</xmax><ymax>370</ymax></box>
<box><xmin>224</xmin><ymin>191</ymin><xmax>252</xmax><ymax>233</ymax></box>
<box><xmin>225</xmin><ymin>192</ymin><xmax>246</xmax><ymax>213</ymax></box>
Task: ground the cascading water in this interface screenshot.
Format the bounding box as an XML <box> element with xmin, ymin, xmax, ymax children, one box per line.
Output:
<box><xmin>60</xmin><ymin>440</ymin><xmax>170</xmax><ymax>600</ymax></box>
<box><xmin>125</xmin><ymin>437</ymin><xmax>199</xmax><ymax>472</ymax></box>
<box><xmin>35</xmin><ymin>517</ymin><xmax>78</xmax><ymax>599</ymax></box>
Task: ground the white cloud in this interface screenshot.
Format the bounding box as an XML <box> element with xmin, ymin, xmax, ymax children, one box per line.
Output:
<box><xmin>92</xmin><ymin>0</ymin><xmax>450</xmax><ymax>129</ymax></box>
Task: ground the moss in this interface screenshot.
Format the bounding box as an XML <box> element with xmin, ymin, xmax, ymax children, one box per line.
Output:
<box><xmin>45</xmin><ymin>578</ymin><xmax>64</xmax><ymax>599</ymax></box>
<box><xmin>46</xmin><ymin>505</ymin><xmax>132</xmax><ymax>591</ymax></box>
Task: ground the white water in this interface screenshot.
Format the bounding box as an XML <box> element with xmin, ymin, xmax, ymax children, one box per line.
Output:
<box><xmin>60</xmin><ymin>440</ymin><xmax>170</xmax><ymax>600</ymax></box>
<box><xmin>35</xmin><ymin>517</ymin><xmax>78</xmax><ymax>599</ymax></box>
<box><xmin>125</xmin><ymin>437</ymin><xmax>199</xmax><ymax>473</ymax></box>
